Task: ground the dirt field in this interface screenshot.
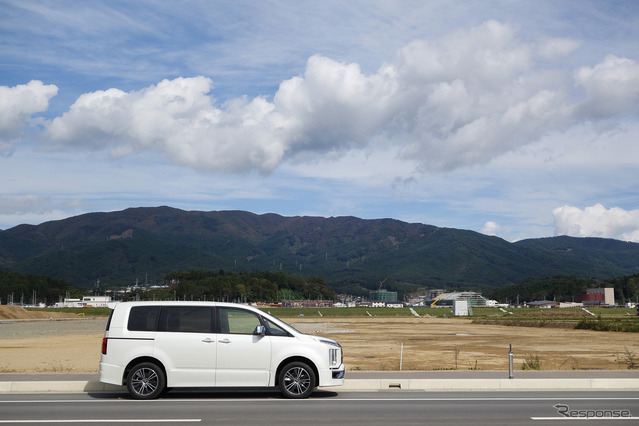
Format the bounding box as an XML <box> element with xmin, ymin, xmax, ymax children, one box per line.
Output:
<box><xmin>0</xmin><ymin>305</ymin><xmax>78</xmax><ymax>321</ymax></box>
<box><xmin>1</xmin><ymin>306</ymin><xmax>638</xmax><ymax>373</ymax></box>
<box><xmin>295</xmin><ymin>317</ymin><xmax>639</xmax><ymax>371</ymax></box>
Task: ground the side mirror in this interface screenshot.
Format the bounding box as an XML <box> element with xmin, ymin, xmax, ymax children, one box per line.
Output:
<box><xmin>254</xmin><ymin>325</ymin><xmax>266</xmax><ymax>336</ymax></box>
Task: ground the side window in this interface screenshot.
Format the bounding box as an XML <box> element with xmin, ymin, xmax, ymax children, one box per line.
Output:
<box><xmin>158</xmin><ymin>306</ymin><xmax>213</xmax><ymax>333</ymax></box>
<box><xmin>219</xmin><ymin>307</ymin><xmax>262</xmax><ymax>335</ymax></box>
<box><xmin>128</xmin><ymin>306</ymin><xmax>160</xmax><ymax>331</ymax></box>
<box><xmin>264</xmin><ymin>318</ymin><xmax>290</xmax><ymax>336</ymax></box>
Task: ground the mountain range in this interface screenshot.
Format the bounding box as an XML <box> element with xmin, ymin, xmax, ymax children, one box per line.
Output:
<box><xmin>1</xmin><ymin>206</ymin><xmax>639</xmax><ymax>295</ymax></box>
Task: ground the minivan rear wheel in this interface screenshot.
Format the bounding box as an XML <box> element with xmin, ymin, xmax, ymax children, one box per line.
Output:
<box><xmin>278</xmin><ymin>361</ymin><xmax>316</xmax><ymax>399</ymax></box>
<box><xmin>126</xmin><ymin>362</ymin><xmax>165</xmax><ymax>400</ymax></box>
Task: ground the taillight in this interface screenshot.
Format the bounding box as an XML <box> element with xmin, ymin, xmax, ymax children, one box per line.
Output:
<box><xmin>101</xmin><ymin>337</ymin><xmax>108</xmax><ymax>355</ymax></box>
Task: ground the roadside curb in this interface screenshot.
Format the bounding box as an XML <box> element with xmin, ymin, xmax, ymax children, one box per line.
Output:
<box><xmin>0</xmin><ymin>381</ymin><xmax>122</xmax><ymax>393</ymax></box>
<box><xmin>340</xmin><ymin>378</ymin><xmax>639</xmax><ymax>391</ymax></box>
<box><xmin>1</xmin><ymin>378</ymin><xmax>638</xmax><ymax>394</ymax></box>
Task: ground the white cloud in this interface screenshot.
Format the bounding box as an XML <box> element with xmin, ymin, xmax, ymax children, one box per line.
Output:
<box><xmin>389</xmin><ymin>21</ymin><xmax>578</xmax><ymax>171</ymax></box>
<box><xmin>394</xmin><ymin>20</ymin><xmax>532</xmax><ymax>86</ymax></box>
<box><xmin>0</xmin><ymin>195</ymin><xmax>53</xmax><ymax>215</ymax></box>
<box><xmin>46</xmin><ymin>77</ymin><xmax>286</xmax><ymax>174</ymax></box>
<box><xmin>537</xmin><ymin>37</ymin><xmax>581</xmax><ymax>60</ymax></box>
<box><xmin>574</xmin><ymin>55</ymin><xmax>639</xmax><ymax>118</ymax></box>
<box><xmin>553</xmin><ymin>204</ymin><xmax>639</xmax><ymax>242</ymax></box>
<box><xmin>482</xmin><ymin>221</ymin><xmax>501</xmax><ymax>236</ymax></box>
<box><xmin>274</xmin><ymin>55</ymin><xmax>396</xmax><ymax>154</ymax></box>
<box><xmin>25</xmin><ymin>20</ymin><xmax>638</xmax><ymax>181</ymax></box>
<box><xmin>0</xmin><ymin>195</ymin><xmax>75</xmax><ymax>229</ymax></box>
<box><xmin>0</xmin><ymin>80</ymin><xmax>58</xmax><ymax>155</ymax></box>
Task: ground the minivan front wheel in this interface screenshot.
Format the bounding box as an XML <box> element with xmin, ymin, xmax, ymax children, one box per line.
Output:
<box><xmin>126</xmin><ymin>362</ymin><xmax>165</xmax><ymax>400</ymax></box>
<box><xmin>278</xmin><ymin>361</ymin><xmax>316</xmax><ymax>399</ymax></box>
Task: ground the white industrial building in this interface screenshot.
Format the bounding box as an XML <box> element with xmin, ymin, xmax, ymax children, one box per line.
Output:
<box><xmin>54</xmin><ymin>296</ymin><xmax>112</xmax><ymax>308</ymax></box>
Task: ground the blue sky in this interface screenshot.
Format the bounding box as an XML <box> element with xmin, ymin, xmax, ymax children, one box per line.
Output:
<box><xmin>1</xmin><ymin>0</ymin><xmax>639</xmax><ymax>242</ymax></box>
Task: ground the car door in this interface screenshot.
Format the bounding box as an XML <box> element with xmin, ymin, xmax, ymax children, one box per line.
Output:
<box><xmin>153</xmin><ymin>306</ymin><xmax>217</xmax><ymax>387</ymax></box>
<box><xmin>215</xmin><ymin>307</ymin><xmax>271</xmax><ymax>387</ymax></box>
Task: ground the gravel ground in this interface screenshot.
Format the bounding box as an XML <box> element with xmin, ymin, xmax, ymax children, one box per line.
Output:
<box><xmin>0</xmin><ymin>318</ymin><xmax>107</xmax><ymax>338</ymax></box>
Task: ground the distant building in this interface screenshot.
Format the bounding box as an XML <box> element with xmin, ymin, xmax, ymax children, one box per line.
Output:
<box><xmin>527</xmin><ymin>300</ymin><xmax>557</xmax><ymax>309</ymax></box>
<box><xmin>426</xmin><ymin>292</ymin><xmax>489</xmax><ymax>307</ymax></box>
<box><xmin>558</xmin><ymin>302</ymin><xmax>583</xmax><ymax>308</ymax></box>
<box><xmin>408</xmin><ymin>296</ymin><xmax>426</xmax><ymax>306</ymax></box>
<box><xmin>428</xmin><ymin>289</ymin><xmax>445</xmax><ymax>299</ymax></box>
<box><xmin>369</xmin><ymin>289</ymin><xmax>398</xmax><ymax>303</ymax></box>
<box><xmin>282</xmin><ymin>300</ymin><xmax>334</xmax><ymax>308</ymax></box>
<box><xmin>453</xmin><ymin>300</ymin><xmax>471</xmax><ymax>316</ymax></box>
<box><xmin>54</xmin><ymin>296</ymin><xmax>112</xmax><ymax>308</ymax></box>
<box><xmin>576</xmin><ymin>288</ymin><xmax>615</xmax><ymax>306</ymax></box>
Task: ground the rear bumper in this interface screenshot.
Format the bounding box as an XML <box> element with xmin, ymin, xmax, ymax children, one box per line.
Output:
<box><xmin>99</xmin><ymin>362</ymin><xmax>124</xmax><ymax>386</ymax></box>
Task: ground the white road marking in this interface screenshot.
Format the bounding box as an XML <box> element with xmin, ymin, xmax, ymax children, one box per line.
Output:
<box><xmin>0</xmin><ymin>420</ymin><xmax>200</xmax><ymax>423</ymax></box>
<box><xmin>531</xmin><ymin>417</ymin><xmax>637</xmax><ymax>421</ymax></box>
<box><xmin>1</xmin><ymin>396</ymin><xmax>639</xmax><ymax>404</ymax></box>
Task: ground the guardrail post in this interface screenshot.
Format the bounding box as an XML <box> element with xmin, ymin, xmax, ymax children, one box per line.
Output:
<box><xmin>508</xmin><ymin>344</ymin><xmax>514</xmax><ymax>379</ymax></box>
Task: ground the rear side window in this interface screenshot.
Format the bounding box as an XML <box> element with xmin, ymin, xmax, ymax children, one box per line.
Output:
<box><xmin>105</xmin><ymin>309</ymin><xmax>115</xmax><ymax>331</ymax></box>
<box><xmin>128</xmin><ymin>306</ymin><xmax>160</xmax><ymax>331</ymax></box>
<box><xmin>158</xmin><ymin>306</ymin><xmax>213</xmax><ymax>333</ymax></box>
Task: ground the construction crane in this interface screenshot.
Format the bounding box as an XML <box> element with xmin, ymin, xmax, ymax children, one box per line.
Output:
<box><xmin>378</xmin><ymin>278</ymin><xmax>387</xmax><ymax>290</ymax></box>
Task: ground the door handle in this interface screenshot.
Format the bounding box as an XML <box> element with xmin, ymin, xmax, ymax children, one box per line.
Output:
<box><xmin>218</xmin><ymin>338</ymin><xmax>231</xmax><ymax>344</ymax></box>
<box><xmin>201</xmin><ymin>338</ymin><xmax>214</xmax><ymax>343</ymax></box>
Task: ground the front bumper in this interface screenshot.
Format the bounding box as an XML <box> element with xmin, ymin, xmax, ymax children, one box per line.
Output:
<box><xmin>318</xmin><ymin>364</ymin><xmax>345</xmax><ymax>388</ymax></box>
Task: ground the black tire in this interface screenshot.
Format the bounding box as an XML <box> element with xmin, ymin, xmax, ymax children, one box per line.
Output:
<box><xmin>278</xmin><ymin>361</ymin><xmax>316</xmax><ymax>399</ymax></box>
<box><xmin>126</xmin><ymin>362</ymin><xmax>165</xmax><ymax>400</ymax></box>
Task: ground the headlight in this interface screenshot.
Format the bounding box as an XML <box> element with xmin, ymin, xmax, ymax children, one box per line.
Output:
<box><xmin>319</xmin><ymin>339</ymin><xmax>342</xmax><ymax>367</ymax></box>
<box><xmin>329</xmin><ymin>348</ymin><xmax>340</xmax><ymax>367</ymax></box>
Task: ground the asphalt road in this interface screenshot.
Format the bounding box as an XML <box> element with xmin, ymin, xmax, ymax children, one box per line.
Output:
<box><xmin>0</xmin><ymin>391</ymin><xmax>637</xmax><ymax>425</ymax></box>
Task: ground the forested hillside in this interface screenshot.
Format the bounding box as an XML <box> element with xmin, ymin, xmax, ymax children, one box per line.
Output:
<box><xmin>1</xmin><ymin>207</ymin><xmax>639</xmax><ymax>295</ymax></box>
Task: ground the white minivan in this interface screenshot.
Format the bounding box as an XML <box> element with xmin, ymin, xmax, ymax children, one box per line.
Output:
<box><xmin>99</xmin><ymin>301</ymin><xmax>344</xmax><ymax>399</ymax></box>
